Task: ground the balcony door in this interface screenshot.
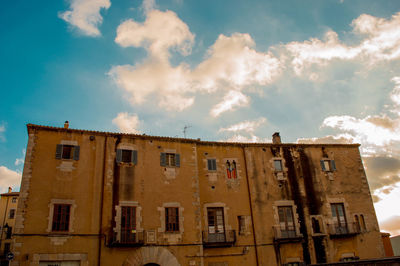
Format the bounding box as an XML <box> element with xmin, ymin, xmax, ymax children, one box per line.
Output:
<box><xmin>121</xmin><ymin>206</ymin><xmax>136</xmax><ymax>243</ymax></box>
<box><xmin>331</xmin><ymin>203</ymin><xmax>348</xmax><ymax>234</ymax></box>
<box><xmin>278</xmin><ymin>206</ymin><xmax>296</xmax><ymax>238</ymax></box>
<box><xmin>207</xmin><ymin>207</ymin><xmax>225</xmax><ymax>242</ymax></box>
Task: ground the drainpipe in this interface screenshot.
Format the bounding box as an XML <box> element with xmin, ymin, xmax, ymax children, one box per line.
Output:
<box><xmin>241</xmin><ymin>145</ymin><xmax>259</xmax><ymax>266</ymax></box>
<box><xmin>97</xmin><ymin>136</ymin><xmax>107</xmax><ymax>266</ymax></box>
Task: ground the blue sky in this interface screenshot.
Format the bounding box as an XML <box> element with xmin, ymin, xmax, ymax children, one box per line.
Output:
<box><xmin>1</xmin><ymin>0</ymin><xmax>400</xmax><ymax>235</ymax></box>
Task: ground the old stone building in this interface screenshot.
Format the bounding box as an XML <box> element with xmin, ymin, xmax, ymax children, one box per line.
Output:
<box><xmin>12</xmin><ymin>123</ymin><xmax>385</xmax><ymax>266</ymax></box>
<box><xmin>0</xmin><ymin>188</ymin><xmax>19</xmax><ymax>264</ymax></box>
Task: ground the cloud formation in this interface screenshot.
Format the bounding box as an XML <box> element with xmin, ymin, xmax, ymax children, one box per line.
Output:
<box><xmin>112</xmin><ymin>112</ymin><xmax>141</xmax><ymax>134</ymax></box>
<box><xmin>59</xmin><ymin>0</ymin><xmax>111</xmax><ymax>36</ymax></box>
<box><xmin>380</xmin><ymin>215</ymin><xmax>400</xmax><ymax>235</ymax></box>
<box><xmin>219</xmin><ymin>117</ymin><xmax>267</xmax><ymax>133</ymax></box>
<box><xmin>0</xmin><ymin>166</ymin><xmax>21</xmax><ymax>193</ymax></box>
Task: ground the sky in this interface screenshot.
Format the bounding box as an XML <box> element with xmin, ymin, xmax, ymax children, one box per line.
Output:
<box><xmin>1</xmin><ymin>0</ymin><xmax>400</xmax><ymax>236</ymax></box>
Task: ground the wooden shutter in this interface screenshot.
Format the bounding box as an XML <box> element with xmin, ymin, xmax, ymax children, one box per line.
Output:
<box><xmin>73</xmin><ymin>146</ymin><xmax>80</xmax><ymax>160</ymax></box>
<box><xmin>175</xmin><ymin>154</ymin><xmax>180</xmax><ymax>167</ymax></box>
<box><xmin>330</xmin><ymin>160</ymin><xmax>336</xmax><ymax>171</ymax></box>
<box><xmin>116</xmin><ymin>149</ymin><xmax>122</xmax><ymax>163</ymax></box>
<box><xmin>132</xmin><ymin>150</ymin><xmax>137</xmax><ymax>164</ymax></box>
<box><xmin>320</xmin><ymin>160</ymin><xmax>326</xmax><ymax>171</ymax></box>
<box><xmin>56</xmin><ymin>144</ymin><xmax>63</xmax><ymax>159</ymax></box>
<box><xmin>207</xmin><ymin>159</ymin><xmax>212</xmax><ymax>170</ymax></box>
<box><xmin>160</xmin><ymin>153</ymin><xmax>166</xmax><ymax>166</ymax></box>
<box><xmin>213</xmin><ymin>159</ymin><xmax>217</xmax><ymax>170</ymax></box>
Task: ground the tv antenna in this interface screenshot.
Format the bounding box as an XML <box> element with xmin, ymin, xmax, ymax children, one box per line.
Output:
<box><xmin>183</xmin><ymin>125</ymin><xmax>192</xmax><ymax>138</ymax></box>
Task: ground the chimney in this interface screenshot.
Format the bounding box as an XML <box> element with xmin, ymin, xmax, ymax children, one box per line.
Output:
<box><xmin>64</xmin><ymin>121</ymin><xmax>69</xmax><ymax>129</ymax></box>
<box><xmin>272</xmin><ymin>132</ymin><xmax>281</xmax><ymax>144</ymax></box>
<box><xmin>8</xmin><ymin>187</ymin><xmax>12</xmax><ymax>193</ymax></box>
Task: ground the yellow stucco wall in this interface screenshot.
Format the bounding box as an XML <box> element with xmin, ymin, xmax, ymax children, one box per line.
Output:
<box><xmin>11</xmin><ymin>125</ymin><xmax>384</xmax><ymax>266</ymax></box>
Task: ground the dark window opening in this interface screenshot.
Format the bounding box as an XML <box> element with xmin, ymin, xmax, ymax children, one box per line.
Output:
<box><xmin>207</xmin><ymin>159</ymin><xmax>217</xmax><ymax>171</ymax></box>
<box><xmin>312</xmin><ymin>217</ymin><xmax>321</xmax><ymax>234</ymax></box>
<box><xmin>274</xmin><ymin>159</ymin><xmax>283</xmax><ymax>171</ymax></box>
<box><xmin>6</xmin><ymin>226</ymin><xmax>12</xmax><ymax>239</ymax></box>
<box><xmin>56</xmin><ymin>144</ymin><xmax>80</xmax><ymax>160</ymax></box>
<box><xmin>121</xmin><ymin>206</ymin><xmax>136</xmax><ymax>243</ymax></box>
<box><xmin>52</xmin><ymin>204</ymin><xmax>71</xmax><ymax>232</ymax></box>
<box><xmin>9</xmin><ymin>209</ymin><xmax>15</xmax><ymax>219</ymax></box>
<box><xmin>165</xmin><ymin>207</ymin><xmax>179</xmax><ymax>232</ymax></box>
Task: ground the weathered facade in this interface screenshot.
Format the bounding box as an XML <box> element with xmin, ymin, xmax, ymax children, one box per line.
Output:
<box><xmin>12</xmin><ymin>124</ymin><xmax>385</xmax><ymax>266</ymax></box>
<box><xmin>0</xmin><ymin>188</ymin><xmax>19</xmax><ymax>264</ymax></box>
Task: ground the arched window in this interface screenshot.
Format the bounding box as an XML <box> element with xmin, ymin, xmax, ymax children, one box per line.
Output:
<box><xmin>354</xmin><ymin>215</ymin><xmax>360</xmax><ymax>232</ymax></box>
<box><xmin>312</xmin><ymin>217</ymin><xmax>321</xmax><ymax>234</ymax></box>
<box><xmin>360</xmin><ymin>215</ymin><xmax>366</xmax><ymax>231</ymax></box>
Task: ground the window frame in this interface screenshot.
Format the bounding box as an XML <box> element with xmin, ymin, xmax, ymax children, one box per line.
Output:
<box><xmin>274</xmin><ymin>159</ymin><xmax>283</xmax><ymax>172</ymax></box>
<box><xmin>56</xmin><ymin>144</ymin><xmax>80</xmax><ymax>161</ymax></box>
<box><xmin>160</xmin><ymin>152</ymin><xmax>180</xmax><ymax>167</ymax></box>
<box><xmin>47</xmin><ymin>199</ymin><xmax>76</xmax><ymax>233</ymax></box>
<box><xmin>51</xmin><ymin>204</ymin><xmax>71</xmax><ymax>232</ymax></box>
<box><xmin>320</xmin><ymin>159</ymin><xmax>336</xmax><ymax>172</ymax></box>
<box><xmin>9</xmin><ymin>209</ymin><xmax>15</xmax><ymax>219</ymax></box>
<box><xmin>165</xmin><ymin>207</ymin><xmax>180</xmax><ymax>233</ymax></box>
<box><xmin>116</xmin><ymin>149</ymin><xmax>137</xmax><ymax>164</ymax></box>
<box><xmin>207</xmin><ymin>158</ymin><xmax>217</xmax><ymax>171</ymax></box>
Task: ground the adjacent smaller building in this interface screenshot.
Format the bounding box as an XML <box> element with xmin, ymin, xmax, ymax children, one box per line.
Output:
<box><xmin>0</xmin><ymin>188</ymin><xmax>19</xmax><ymax>263</ymax></box>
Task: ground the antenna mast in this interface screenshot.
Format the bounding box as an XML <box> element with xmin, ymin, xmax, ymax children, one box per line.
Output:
<box><xmin>183</xmin><ymin>125</ymin><xmax>192</xmax><ymax>138</ymax></box>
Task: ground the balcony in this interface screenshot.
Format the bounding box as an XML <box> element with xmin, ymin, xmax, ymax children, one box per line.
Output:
<box><xmin>110</xmin><ymin>229</ymin><xmax>145</xmax><ymax>247</ymax></box>
<box><xmin>328</xmin><ymin>222</ymin><xmax>360</xmax><ymax>238</ymax></box>
<box><xmin>202</xmin><ymin>230</ymin><xmax>236</xmax><ymax>247</ymax></box>
<box><xmin>273</xmin><ymin>225</ymin><xmax>303</xmax><ymax>242</ymax></box>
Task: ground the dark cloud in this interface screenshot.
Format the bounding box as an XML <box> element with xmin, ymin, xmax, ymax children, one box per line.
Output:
<box><xmin>363</xmin><ymin>156</ymin><xmax>400</xmax><ymax>192</ymax></box>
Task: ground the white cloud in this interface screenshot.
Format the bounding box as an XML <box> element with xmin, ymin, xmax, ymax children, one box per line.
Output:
<box><xmin>192</xmin><ymin>33</ymin><xmax>282</xmax><ymax>91</ymax></box>
<box><xmin>14</xmin><ymin>149</ymin><xmax>26</xmax><ymax>167</ymax></box>
<box><xmin>141</xmin><ymin>0</ymin><xmax>157</xmax><ymax>14</ymax></box>
<box><xmin>282</xmin><ymin>12</ymin><xmax>400</xmax><ymax>76</ymax></box>
<box><xmin>210</xmin><ymin>91</ymin><xmax>250</xmax><ymax>117</ymax></box>
<box><xmin>297</xmin><ymin>134</ymin><xmax>355</xmax><ymax>144</ymax></box>
<box><xmin>59</xmin><ymin>0</ymin><xmax>111</xmax><ymax>37</ymax></box>
<box><xmin>0</xmin><ymin>166</ymin><xmax>21</xmax><ymax>193</ymax></box>
<box><xmin>219</xmin><ymin>117</ymin><xmax>267</xmax><ymax>133</ymax></box>
<box><xmin>112</xmin><ymin>112</ymin><xmax>141</xmax><ymax>134</ymax></box>
<box><xmin>115</xmin><ymin>9</ymin><xmax>194</xmax><ymax>61</ymax></box>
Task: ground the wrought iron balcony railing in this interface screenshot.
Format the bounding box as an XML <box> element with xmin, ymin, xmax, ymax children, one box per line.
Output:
<box><xmin>202</xmin><ymin>230</ymin><xmax>236</xmax><ymax>247</ymax></box>
<box><xmin>273</xmin><ymin>225</ymin><xmax>303</xmax><ymax>242</ymax></box>
<box><xmin>110</xmin><ymin>229</ymin><xmax>145</xmax><ymax>247</ymax></box>
<box><xmin>328</xmin><ymin>222</ymin><xmax>360</xmax><ymax>238</ymax></box>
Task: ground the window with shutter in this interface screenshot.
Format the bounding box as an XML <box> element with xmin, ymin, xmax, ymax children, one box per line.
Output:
<box><xmin>165</xmin><ymin>207</ymin><xmax>179</xmax><ymax>232</ymax></box>
<box><xmin>207</xmin><ymin>159</ymin><xmax>217</xmax><ymax>171</ymax></box>
<box><xmin>55</xmin><ymin>144</ymin><xmax>80</xmax><ymax>160</ymax></box>
<box><xmin>320</xmin><ymin>159</ymin><xmax>336</xmax><ymax>172</ymax></box>
<box><xmin>52</xmin><ymin>204</ymin><xmax>71</xmax><ymax>232</ymax></box>
<box><xmin>116</xmin><ymin>149</ymin><xmax>138</xmax><ymax>164</ymax></box>
<box><xmin>160</xmin><ymin>153</ymin><xmax>180</xmax><ymax>167</ymax></box>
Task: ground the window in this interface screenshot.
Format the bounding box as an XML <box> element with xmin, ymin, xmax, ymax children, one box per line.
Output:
<box><xmin>320</xmin><ymin>159</ymin><xmax>336</xmax><ymax>172</ymax></box>
<box><xmin>312</xmin><ymin>217</ymin><xmax>321</xmax><ymax>234</ymax></box>
<box><xmin>52</xmin><ymin>204</ymin><xmax>71</xmax><ymax>232</ymax></box>
<box><xmin>165</xmin><ymin>207</ymin><xmax>179</xmax><ymax>232</ymax></box>
<box><xmin>116</xmin><ymin>149</ymin><xmax>137</xmax><ymax>164</ymax></box>
<box><xmin>238</xmin><ymin>216</ymin><xmax>246</xmax><ymax>235</ymax></box>
<box><xmin>278</xmin><ymin>206</ymin><xmax>296</xmax><ymax>238</ymax></box>
<box><xmin>360</xmin><ymin>214</ymin><xmax>366</xmax><ymax>231</ymax></box>
<box><xmin>274</xmin><ymin>159</ymin><xmax>283</xmax><ymax>171</ymax></box>
<box><xmin>3</xmin><ymin>243</ymin><xmax>10</xmax><ymax>256</ymax></box>
<box><xmin>226</xmin><ymin>160</ymin><xmax>237</xmax><ymax>179</ymax></box>
<box><xmin>6</xmin><ymin>226</ymin><xmax>12</xmax><ymax>239</ymax></box>
<box><xmin>331</xmin><ymin>203</ymin><xmax>348</xmax><ymax>234</ymax></box>
<box><xmin>121</xmin><ymin>206</ymin><xmax>136</xmax><ymax>243</ymax></box>
<box><xmin>207</xmin><ymin>207</ymin><xmax>225</xmax><ymax>235</ymax></box>
<box><xmin>9</xmin><ymin>209</ymin><xmax>15</xmax><ymax>219</ymax></box>
<box><xmin>160</xmin><ymin>153</ymin><xmax>180</xmax><ymax>167</ymax></box>
<box><xmin>55</xmin><ymin>144</ymin><xmax>80</xmax><ymax>160</ymax></box>
<box><xmin>207</xmin><ymin>159</ymin><xmax>217</xmax><ymax>171</ymax></box>
<box><xmin>12</xmin><ymin>197</ymin><xmax>17</xmax><ymax>203</ymax></box>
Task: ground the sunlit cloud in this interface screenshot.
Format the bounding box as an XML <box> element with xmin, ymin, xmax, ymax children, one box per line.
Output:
<box><xmin>219</xmin><ymin>117</ymin><xmax>267</xmax><ymax>133</ymax></box>
<box><xmin>210</xmin><ymin>91</ymin><xmax>250</xmax><ymax>117</ymax></box>
<box><xmin>0</xmin><ymin>123</ymin><xmax>5</xmax><ymax>142</ymax></box>
<box><xmin>0</xmin><ymin>166</ymin><xmax>21</xmax><ymax>193</ymax></box>
<box><xmin>14</xmin><ymin>149</ymin><xmax>26</xmax><ymax>167</ymax></box>
<box><xmin>59</xmin><ymin>0</ymin><xmax>111</xmax><ymax>37</ymax></box>
<box><xmin>112</xmin><ymin>112</ymin><xmax>141</xmax><ymax>134</ymax></box>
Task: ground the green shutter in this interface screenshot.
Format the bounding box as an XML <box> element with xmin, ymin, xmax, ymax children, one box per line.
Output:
<box><xmin>175</xmin><ymin>154</ymin><xmax>180</xmax><ymax>167</ymax></box>
<box><xmin>116</xmin><ymin>149</ymin><xmax>122</xmax><ymax>163</ymax></box>
<box><xmin>73</xmin><ymin>146</ymin><xmax>80</xmax><ymax>160</ymax></box>
<box><xmin>132</xmin><ymin>150</ymin><xmax>137</xmax><ymax>164</ymax></box>
<box><xmin>56</xmin><ymin>144</ymin><xmax>63</xmax><ymax>159</ymax></box>
<box><xmin>212</xmin><ymin>159</ymin><xmax>217</xmax><ymax>170</ymax></box>
<box><xmin>330</xmin><ymin>160</ymin><xmax>336</xmax><ymax>171</ymax></box>
<box><xmin>320</xmin><ymin>160</ymin><xmax>326</xmax><ymax>171</ymax></box>
<box><xmin>160</xmin><ymin>153</ymin><xmax>166</xmax><ymax>166</ymax></box>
